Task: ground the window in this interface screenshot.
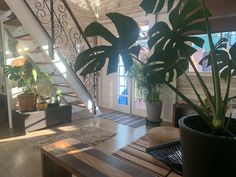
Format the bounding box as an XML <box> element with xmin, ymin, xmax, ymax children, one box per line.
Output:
<box><xmin>117</xmin><ymin>57</ymin><xmax>128</xmax><ymax>105</ymax></box>
<box><xmin>133</xmin><ymin>23</ymin><xmax>150</xmax><ymax>109</ymax></box>
<box><xmin>189</xmin><ymin>31</ymin><xmax>236</xmax><ymax>72</ymax></box>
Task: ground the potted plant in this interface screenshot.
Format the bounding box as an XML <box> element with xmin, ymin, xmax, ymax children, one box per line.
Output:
<box><xmin>128</xmin><ymin>62</ymin><xmax>163</xmax><ymax>124</ymax></box>
<box><xmin>47</xmin><ymin>89</ymin><xmax>61</xmax><ymax>109</ymax></box>
<box><xmin>37</xmin><ymin>95</ymin><xmax>48</xmax><ymax>110</ymax></box>
<box><xmin>4</xmin><ymin>56</ymin><xmax>50</xmax><ymax>112</ymax></box>
<box><xmin>74</xmin><ymin>0</ymin><xmax>236</xmax><ymax>176</ymax></box>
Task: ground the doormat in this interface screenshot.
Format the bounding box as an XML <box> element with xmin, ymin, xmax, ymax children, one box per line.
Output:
<box><xmin>112</xmin><ymin>136</ymin><xmax>182</xmax><ymax>177</ymax></box>
<box><xmin>99</xmin><ymin>111</ymin><xmax>146</xmax><ymax>128</ymax></box>
<box><xmin>35</xmin><ymin>126</ymin><xmax>116</xmax><ymax>147</ymax></box>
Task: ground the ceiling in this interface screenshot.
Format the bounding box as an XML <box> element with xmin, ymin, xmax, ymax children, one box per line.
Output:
<box><xmin>68</xmin><ymin>0</ymin><xmax>144</xmax><ymax>23</ymax></box>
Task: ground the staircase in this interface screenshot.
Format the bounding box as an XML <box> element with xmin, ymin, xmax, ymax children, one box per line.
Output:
<box><xmin>1</xmin><ymin>0</ymin><xmax>100</xmax><ymax>117</ymax></box>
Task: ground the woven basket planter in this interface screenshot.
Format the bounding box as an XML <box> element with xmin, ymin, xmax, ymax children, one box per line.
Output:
<box><xmin>17</xmin><ymin>94</ymin><xmax>38</xmax><ymax>112</ymax></box>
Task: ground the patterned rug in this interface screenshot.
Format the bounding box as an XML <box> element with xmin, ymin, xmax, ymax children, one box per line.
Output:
<box><xmin>35</xmin><ymin>126</ymin><xmax>116</xmax><ymax>147</ymax></box>
<box><xmin>99</xmin><ymin>111</ymin><xmax>146</xmax><ymax>128</ymax></box>
<box><xmin>112</xmin><ymin>136</ymin><xmax>182</xmax><ymax>177</ymax></box>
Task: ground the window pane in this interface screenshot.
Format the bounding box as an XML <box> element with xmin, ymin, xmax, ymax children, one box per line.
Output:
<box><xmin>118</xmin><ymin>66</ymin><xmax>125</xmax><ymax>76</ymax></box>
<box><xmin>135</xmin><ymin>98</ymin><xmax>145</xmax><ymax>109</ymax></box>
<box><xmin>190</xmin><ymin>31</ymin><xmax>236</xmax><ymax>72</ymax></box>
<box><xmin>118</xmin><ymin>95</ymin><xmax>128</xmax><ymax>105</ymax></box>
<box><xmin>117</xmin><ymin>55</ymin><xmax>128</xmax><ymax>105</ymax></box>
<box><xmin>119</xmin><ymin>86</ymin><xmax>127</xmax><ymax>96</ymax></box>
<box><xmin>119</xmin><ymin>76</ymin><xmax>127</xmax><ymax>86</ymax></box>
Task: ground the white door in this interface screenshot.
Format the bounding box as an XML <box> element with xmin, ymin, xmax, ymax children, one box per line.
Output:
<box><xmin>131</xmin><ymin>80</ymin><xmax>147</xmax><ymax>117</ymax></box>
<box><xmin>113</xmin><ymin>57</ymin><xmax>131</xmax><ymax>114</ymax></box>
<box><xmin>113</xmin><ymin>57</ymin><xmax>147</xmax><ymax>117</ymax></box>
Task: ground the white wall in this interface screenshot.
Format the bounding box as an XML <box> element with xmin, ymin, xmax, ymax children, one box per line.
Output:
<box><xmin>97</xmin><ymin>23</ymin><xmax>117</xmax><ymax>109</ymax></box>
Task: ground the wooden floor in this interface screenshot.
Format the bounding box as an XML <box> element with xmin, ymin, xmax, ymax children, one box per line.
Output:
<box><xmin>0</xmin><ymin>110</ymin><xmax>154</xmax><ymax>177</ymax></box>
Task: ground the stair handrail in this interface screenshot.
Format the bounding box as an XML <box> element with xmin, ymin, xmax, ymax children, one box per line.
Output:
<box><xmin>23</xmin><ymin>0</ymin><xmax>97</xmax><ymax>114</ymax></box>
<box><xmin>60</xmin><ymin>0</ymin><xmax>92</xmax><ymax>49</ymax></box>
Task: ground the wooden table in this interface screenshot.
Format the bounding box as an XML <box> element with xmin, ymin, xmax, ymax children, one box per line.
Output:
<box><xmin>41</xmin><ymin>138</ymin><xmax>156</xmax><ymax>177</ymax></box>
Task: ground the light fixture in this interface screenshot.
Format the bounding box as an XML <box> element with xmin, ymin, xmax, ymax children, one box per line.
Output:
<box><xmin>95</xmin><ymin>0</ymin><xmax>100</xmax><ymax>18</ymax></box>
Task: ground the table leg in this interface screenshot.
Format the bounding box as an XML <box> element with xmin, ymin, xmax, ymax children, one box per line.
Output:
<box><xmin>42</xmin><ymin>152</ymin><xmax>72</xmax><ymax>177</ymax></box>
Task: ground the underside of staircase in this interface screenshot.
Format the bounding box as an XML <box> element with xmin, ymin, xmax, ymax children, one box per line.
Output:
<box><xmin>1</xmin><ymin>0</ymin><xmax>100</xmax><ymax>118</ymax></box>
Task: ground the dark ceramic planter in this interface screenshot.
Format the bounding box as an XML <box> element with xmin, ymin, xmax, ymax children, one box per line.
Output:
<box><xmin>47</xmin><ymin>102</ymin><xmax>60</xmax><ymax>109</ymax></box>
<box><xmin>146</xmin><ymin>100</ymin><xmax>162</xmax><ymax>121</ymax></box>
<box><xmin>179</xmin><ymin>115</ymin><xmax>236</xmax><ymax>177</ymax></box>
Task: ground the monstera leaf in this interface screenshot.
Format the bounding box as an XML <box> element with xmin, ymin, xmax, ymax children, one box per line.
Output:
<box><xmin>199</xmin><ymin>40</ymin><xmax>236</xmax><ymax>80</ymax></box>
<box><xmin>147</xmin><ymin>46</ymin><xmax>189</xmax><ymax>83</ymax></box>
<box><xmin>140</xmin><ymin>0</ymin><xmax>176</xmax><ymax>13</ymax></box>
<box><xmin>146</xmin><ymin>0</ymin><xmax>210</xmax><ymax>83</ymax></box>
<box><xmin>219</xmin><ymin>42</ymin><xmax>236</xmax><ymax>79</ymax></box>
<box><xmin>75</xmin><ymin>13</ymin><xmax>141</xmax><ymax>77</ymax></box>
<box><xmin>199</xmin><ymin>38</ymin><xmax>228</xmax><ymax>67</ymax></box>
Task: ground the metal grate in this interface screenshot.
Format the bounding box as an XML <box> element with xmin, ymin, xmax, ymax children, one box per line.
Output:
<box><xmin>146</xmin><ymin>140</ymin><xmax>183</xmax><ymax>176</ymax></box>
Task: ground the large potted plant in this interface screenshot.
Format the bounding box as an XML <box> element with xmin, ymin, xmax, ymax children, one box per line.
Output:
<box><xmin>128</xmin><ymin>62</ymin><xmax>163</xmax><ymax>124</ymax></box>
<box><xmin>74</xmin><ymin>0</ymin><xmax>236</xmax><ymax>176</ymax></box>
<box><xmin>4</xmin><ymin>56</ymin><xmax>50</xmax><ymax>112</ymax></box>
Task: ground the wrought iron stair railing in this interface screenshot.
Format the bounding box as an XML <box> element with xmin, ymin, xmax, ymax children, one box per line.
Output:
<box><xmin>23</xmin><ymin>0</ymin><xmax>97</xmax><ymax>114</ymax></box>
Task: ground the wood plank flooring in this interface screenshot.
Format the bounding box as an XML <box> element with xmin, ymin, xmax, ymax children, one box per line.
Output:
<box><xmin>0</xmin><ymin>113</ymin><xmax>151</xmax><ymax>177</ymax></box>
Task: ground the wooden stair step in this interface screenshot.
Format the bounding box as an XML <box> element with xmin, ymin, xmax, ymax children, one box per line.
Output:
<box><xmin>27</xmin><ymin>47</ymin><xmax>43</xmax><ymax>54</ymax></box>
<box><xmin>61</xmin><ymin>92</ymin><xmax>77</xmax><ymax>98</ymax></box>
<box><xmin>34</xmin><ymin>61</ymin><xmax>53</xmax><ymax>65</ymax></box>
<box><xmin>68</xmin><ymin>100</ymin><xmax>86</xmax><ymax>108</ymax></box>
<box><xmin>15</xmin><ymin>34</ymin><xmax>33</xmax><ymax>40</ymax></box>
<box><xmin>48</xmin><ymin>73</ymin><xmax>62</xmax><ymax>77</ymax></box>
<box><xmin>0</xmin><ymin>1</ymin><xmax>10</xmax><ymax>11</ymax></box>
<box><xmin>52</xmin><ymin>83</ymin><xmax>70</xmax><ymax>88</ymax></box>
<box><xmin>4</xmin><ymin>14</ymin><xmax>22</xmax><ymax>26</ymax></box>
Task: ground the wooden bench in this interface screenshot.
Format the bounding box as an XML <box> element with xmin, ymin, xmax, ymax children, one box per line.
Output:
<box><xmin>41</xmin><ymin>138</ymin><xmax>156</xmax><ymax>177</ymax></box>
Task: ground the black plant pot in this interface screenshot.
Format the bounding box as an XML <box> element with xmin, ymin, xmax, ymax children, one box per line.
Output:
<box><xmin>47</xmin><ymin>102</ymin><xmax>60</xmax><ymax>109</ymax></box>
<box><xmin>179</xmin><ymin>115</ymin><xmax>236</xmax><ymax>177</ymax></box>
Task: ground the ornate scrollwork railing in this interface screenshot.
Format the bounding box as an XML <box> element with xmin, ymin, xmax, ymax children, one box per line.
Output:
<box><xmin>23</xmin><ymin>0</ymin><xmax>97</xmax><ymax>113</ymax></box>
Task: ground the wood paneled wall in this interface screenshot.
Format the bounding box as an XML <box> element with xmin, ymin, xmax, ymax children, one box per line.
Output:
<box><xmin>177</xmin><ymin>74</ymin><xmax>236</xmax><ymax>103</ymax></box>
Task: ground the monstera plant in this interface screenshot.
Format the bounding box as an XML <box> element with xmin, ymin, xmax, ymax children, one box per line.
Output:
<box><xmin>4</xmin><ymin>56</ymin><xmax>50</xmax><ymax>112</ymax></box>
<box><xmin>75</xmin><ymin>0</ymin><xmax>236</xmax><ymax>176</ymax></box>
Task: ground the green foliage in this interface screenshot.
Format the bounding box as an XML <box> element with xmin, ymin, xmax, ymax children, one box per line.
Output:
<box><xmin>47</xmin><ymin>88</ymin><xmax>61</xmax><ymax>104</ymax></box>
<box><xmin>127</xmin><ymin>62</ymin><xmax>162</xmax><ymax>103</ymax></box>
<box><xmin>74</xmin><ymin>13</ymin><xmax>141</xmax><ymax>77</ymax></box>
<box><xmin>4</xmin><ymin>57</ymin><xmax>50</xmax><ymax>95</ymax></box>
<box><xmin>147</xmin><ymin>0</ymin><xmax>210</xmax><ymax>83</ymax></box>
<box><xmin>75</xmin><ymin>0</ymin><xmax>236</xmax><ymax>133</ymax></box>
<box><xmin>140</xmin><ymin>0</ymin><xmax>175</xmax><ymax>13</ymax></box>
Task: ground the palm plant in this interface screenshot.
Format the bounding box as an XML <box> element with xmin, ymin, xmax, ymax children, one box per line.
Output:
<box><xmin>75</xmin><ymin>0</ymin><xmax>236</xmax><ymax>134</ymax></box>
<box><xmin>128</xmin><ymin>62</ymin><xmax>162</xmax><ymax>103</ymax></box>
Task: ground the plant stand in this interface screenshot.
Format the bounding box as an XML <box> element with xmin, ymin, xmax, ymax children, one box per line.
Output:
<box><xmin>12</xmin><ymin>104</ymin><xmax>72</xmax><ymax>133</ymax></box>
<box><xmin>145</xmin><ymin>117</ymin><xmax>162</xmax><ymax>126</ymax></box>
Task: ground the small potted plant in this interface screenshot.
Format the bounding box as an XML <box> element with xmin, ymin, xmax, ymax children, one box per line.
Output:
<box><xmin>4</xmin><ymin>56</ymin><xmax>50</xmax><ymax>112</ymax></box>
<box><xmin>47</xmin><ymin>89</ymin><xmax>61</xmax><ymax>109</ymax></box>
<box><xmin>128</xmin><ymin>62</ymin><xmax>163</xmax><ymax>124</ymax></box>
<box><xmin>37</xmin><ymin>95</ymin><xmax>48</xmax><ymax>110</ymax></box>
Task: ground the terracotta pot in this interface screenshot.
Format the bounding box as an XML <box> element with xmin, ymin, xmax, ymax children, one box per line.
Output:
<box><xmin>17</xmin><ymin>94</ymin><xmax>38</xmax><ymax>112</ymax></box>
